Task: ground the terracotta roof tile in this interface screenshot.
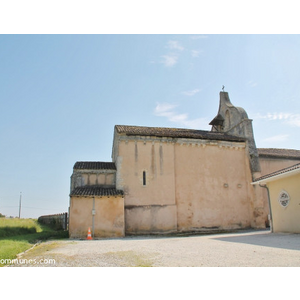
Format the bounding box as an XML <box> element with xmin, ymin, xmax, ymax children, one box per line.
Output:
<box><xmin>73</xmin><ymin>162</ymin><xmax>116</xmax><ymax>170</ymax></box>
<box><xmin>253</xmin><ymin>162</ymin><xmax>300</xmax><ymax>182</ymax></box>
<box><xmin>70</xmin><ymin>186</ymin><xmax>124</xmax><ymax>197</ymax></box>
<box><xmin>258</xmin><ymin>148</ymin><xmax>300</xmax><ymax>160</ymax></box>
<box><xmin>115</xmin><ymin>125</ymin><xmax>245</xmax><ymax>142</ymax></box>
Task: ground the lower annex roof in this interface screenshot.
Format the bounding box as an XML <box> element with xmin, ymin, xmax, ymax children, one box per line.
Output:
<box><xmin>253</xmin><ymin>162</ymin><xmax>300</xmax><ymax>184</ymax></box>
<box><xmin>73</xmin><ymin>162</ymin><xmax>116</xmax><ymax>170</ymax></box>
<box><xmin>70</xmin><ymin>186</ymin><xmax>124</xmax><ymax>197</ymax></box>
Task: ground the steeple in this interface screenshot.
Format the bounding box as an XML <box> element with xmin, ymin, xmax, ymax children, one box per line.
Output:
<box><xmin>209</xmin><ymin>91</ymin><xmax>261</xmax><ymax>174</ymax></box>
<box><xmin>210</xmin><ymin>91</ymin><xmax>249</xmax><ymax>133</ymax></box>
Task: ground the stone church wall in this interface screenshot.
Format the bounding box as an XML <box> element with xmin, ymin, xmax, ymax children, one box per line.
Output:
<box><xmin>174</xmin><ymin>139</ymin><xmax>256</xmax><ymax>232</ymax></box>
<box><xmin>115</xmin><ymin>137</ymin><xmax>177</xmax><ymax>234</ymax></box>
<box><xmin>114</xmin><ymin>133</ymin><xmax>262</xmax><ymax>234</ymax></box>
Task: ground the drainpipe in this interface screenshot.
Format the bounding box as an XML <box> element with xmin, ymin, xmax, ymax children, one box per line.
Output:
<box><xmin>259</xmin><ymin>183</ymin><xmax>273</xmax><ymax>233</ymax></box>
<box><xmin>92</xmin><ymin>197</ymin><xmax>96</xmax><ymax>238</ymax></box>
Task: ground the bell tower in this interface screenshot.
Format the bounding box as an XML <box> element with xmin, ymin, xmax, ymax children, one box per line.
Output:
<box><xmin>209</xmin><ymin>91</ymin><xmax>261</xmax><ymax>175</ymax></box>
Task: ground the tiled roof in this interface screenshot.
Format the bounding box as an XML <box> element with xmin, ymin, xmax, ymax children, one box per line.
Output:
<box><xmin>70</xmin><ymin>186</ymin><xmax>124</xmax><ymax>197</ymax></box>
<box><xmin>253</xmin><ymin>162</ymin><xmax>300</xmax><ymax>183</ymax></box>
<box><xmin>73</xmin><ymin>162</ymin><xmax>116</xmax><ymax>170</ymax></box>
<box><xmin>258</xmin><ymin>148</ymin><xmax>300</xmax><ymax>160</ymax></box>
<box><xmin>115</xmin><ymin>125</ymin><xmax>245</xmax><ymax>142</ymax></box>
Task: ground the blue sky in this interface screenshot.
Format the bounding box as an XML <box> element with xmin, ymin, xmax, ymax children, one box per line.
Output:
<box><xmin>1</xmin><ymin>34</ymin><xmax>300</xmax><ymax>218</ymax></box>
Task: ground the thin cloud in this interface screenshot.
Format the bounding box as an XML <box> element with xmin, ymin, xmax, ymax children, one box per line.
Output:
<box><xmin>255</xmin><ymin>112</ymin><xmax>300</xmax><ymax>127</ymax></box>
<box><xmin>247</xmin><ymin>80</ymin><xmax>258</xmax><ymax>87</ymax></box>
<box><xmin>190</xmin><ymin>35</ymin><xmax>208</xmax><ymax>40</ymax></box>
<box><xmin>169</xmin><ymin>113</ymin><xmax>189</xmax><ymax>123</ymax></box>
<box><xmin>288</xmin><ymin>117</ymin><xmax>300</xmax><ymax>127</ymax></box>
<box><xmin>166</xmin><ymin>40</ymin><xmax>184</xmax><ymax>51</ymax></box>
<box><xmin>159</xmin><ymin>40</ymin><xmax>184</xmax><ymax>67</ymax></box>
<box><xmin>154</xmin><ymin>103</ymin><xmax>178</xmax><ymax>116</ymax></box>
<box><xmin>183</xmin><ymin>118</ymin><xmax>209</xmax><ymax>129</ymax></box>
<box><xmin>160</xmin><ymin>54</ymin><xmax>178</xmax><ymax>67</ymax></box>
<box><xmin>154</xmin><ymin>102</ymin><xmax>209</xmax><ymax>129</ymax></box>
<box><xmin>191</xmin><ymin>50</ymin><xmax>203</xmax><ymax>57</ymax></box>
<box><xmin>263</xmin><ymin>134</ymin><xmax>289</xmax><ymax>143</ymax></box>
<box><xmin>181</xmin><ymin>89</ymin><xmax>201</xmax><ymax>96</ymax></box>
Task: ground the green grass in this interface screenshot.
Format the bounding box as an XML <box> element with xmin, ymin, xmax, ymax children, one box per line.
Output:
<box><xmin>0</xmin><ymin>218</ymin><xmax>43</xmax><ymax>237</ymax></box>
<box><xmin>0</xmin><ymin>218</ymin><xmax>68</xmax><ymax>266</ymax></box>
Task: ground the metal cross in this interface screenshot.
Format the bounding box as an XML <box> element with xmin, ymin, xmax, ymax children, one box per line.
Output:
<box><xmin>222</xmin><ymin>85</ymin><xmax>225</xmax><ymax>92</ymax></box>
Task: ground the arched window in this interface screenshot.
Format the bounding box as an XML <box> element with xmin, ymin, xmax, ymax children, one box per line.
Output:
<box><xmin>225</xmin><ymin>110</ymin><xmax>231</xmax><ymax>131</ymax></box>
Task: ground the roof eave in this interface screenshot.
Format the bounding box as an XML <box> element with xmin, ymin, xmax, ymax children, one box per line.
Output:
<box><xmin>252</xmin><ymin>167</ymin><xmax>300</xmax><ymax>185</ymax></box>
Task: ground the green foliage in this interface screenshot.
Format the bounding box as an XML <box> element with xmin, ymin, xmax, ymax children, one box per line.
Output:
<box><xmin>38</xmin><ymin>215</ymin><xmax>66</xmax><ymax>230</ymax></box>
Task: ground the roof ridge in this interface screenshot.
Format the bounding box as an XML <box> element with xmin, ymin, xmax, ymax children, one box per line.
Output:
<box><xmin>115</xmin><ymin>124</ymin><xmax>245</xmax><ymax>142</ymax></box>
<box><xmin>257</xmin><ymin>148</ymin><xmax>300</xmax><ymax>159</ymax></box>
<box><xmin>258</xmin><ymin>147</ymin><xmax>300</xmax><ymax>151</ymax></box>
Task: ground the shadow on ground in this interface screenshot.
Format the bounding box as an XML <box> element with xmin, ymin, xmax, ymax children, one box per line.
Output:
<box><xmin>212</xmin><ymin>230</ymin><xmax>300</xmax><ymax>251</ymax></box>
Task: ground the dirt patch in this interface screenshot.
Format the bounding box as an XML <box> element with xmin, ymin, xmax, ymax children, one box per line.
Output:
<box><xmin>101</xmin><ymin>250</ymin><xmax>155</xmax><ymax>267</ymax></box>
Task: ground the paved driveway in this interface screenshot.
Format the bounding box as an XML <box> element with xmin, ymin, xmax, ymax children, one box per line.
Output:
<box><xmin>10</xmin><ymin>229</ymin><xmax>300</xmax><ymax>267</ymax></box>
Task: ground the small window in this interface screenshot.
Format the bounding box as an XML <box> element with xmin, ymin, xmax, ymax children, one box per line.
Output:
<box><xmin>143</xmin><ymin>171</ymin><xmax>146</xmax><ymax>186</ymax></box>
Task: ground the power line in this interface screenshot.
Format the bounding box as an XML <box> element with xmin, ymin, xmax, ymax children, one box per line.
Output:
<box><xmin>22</xmin><ymin>206</ymin><xmax>64</xmax><ymax>211</ymax></box>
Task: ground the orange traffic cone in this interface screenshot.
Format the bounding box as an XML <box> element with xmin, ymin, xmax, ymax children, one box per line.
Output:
<box><xmin>87</xmin><ymin>227</ymin><xmax>93</xmax><ymax>240</ymax></box>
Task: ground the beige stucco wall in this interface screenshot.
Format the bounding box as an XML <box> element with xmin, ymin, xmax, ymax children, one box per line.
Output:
<box><xmin>268</xmin><ymin>173</ymin><xmax>300</xmax><ymax>233</ymax></box>
<box><xmin>174</xmin><ymin>140</ymin><xmax>256</xmax><ymax>231</ymax></box>
<box><xmin>255</xmin><ymin>157</ymin><xmax>300</xmax><ymax>226</ymax></box>
<box><xmin>260</xmin><ymin>158</ymin><xmax>300</xmax><ymax>177</ymax></box>
<box><xmin>80</xmin><ymin>172</ymin><xmax>115</xmax><ymax>186</ymax></box>
<box><xmin>125</xmin><ymin>205</ymin><xmax>177</xmax><ymax>234</ymax></box>
<box><xmin>114</xmin><ymin>134</ymin><xmax>262</xmax><ymax>234</ymax></box>
<box><xmin>115</xmin><ymin>138</ymin><xmax>177</xmax><ymax>233</ymax></box>
<box><xmin>71</xmin><ymin>170</ymin><xmax>116</xmax><ymax>192</ymax></box>
<box><xmin>69</xmin><ymin>196</ymin><xmax>124</xmax><ymax>238</ymax></box>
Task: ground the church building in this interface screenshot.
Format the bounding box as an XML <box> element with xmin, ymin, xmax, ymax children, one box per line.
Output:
<box><xmin>68</xmin><ymin>91</ymin><xmax>300</xmax><ymax>238</ymax></box>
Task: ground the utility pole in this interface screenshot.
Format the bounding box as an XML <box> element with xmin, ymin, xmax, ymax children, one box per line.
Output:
<box><xmin>19</xmin><ymin>192</ymin><xmax>22</xmax><ymax>218</ymax></box>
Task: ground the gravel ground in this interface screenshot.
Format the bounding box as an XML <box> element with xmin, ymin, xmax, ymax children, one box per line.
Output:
<box><xmin>9</xmin><ymin>229</ymin><xmax>300</xmax><ymax>267</ymax></box>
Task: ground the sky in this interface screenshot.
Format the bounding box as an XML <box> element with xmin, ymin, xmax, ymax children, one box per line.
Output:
<box><xmin>1</xmin><ymin>34</ymin><xmax>300</xmax><ymax>218</ymax></box>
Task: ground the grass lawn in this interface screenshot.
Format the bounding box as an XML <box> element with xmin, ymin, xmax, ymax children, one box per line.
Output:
<box><xmin>0</xmin><ymin>218</ymin><xmax>68</xmax><ymax>266</ymax></box>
